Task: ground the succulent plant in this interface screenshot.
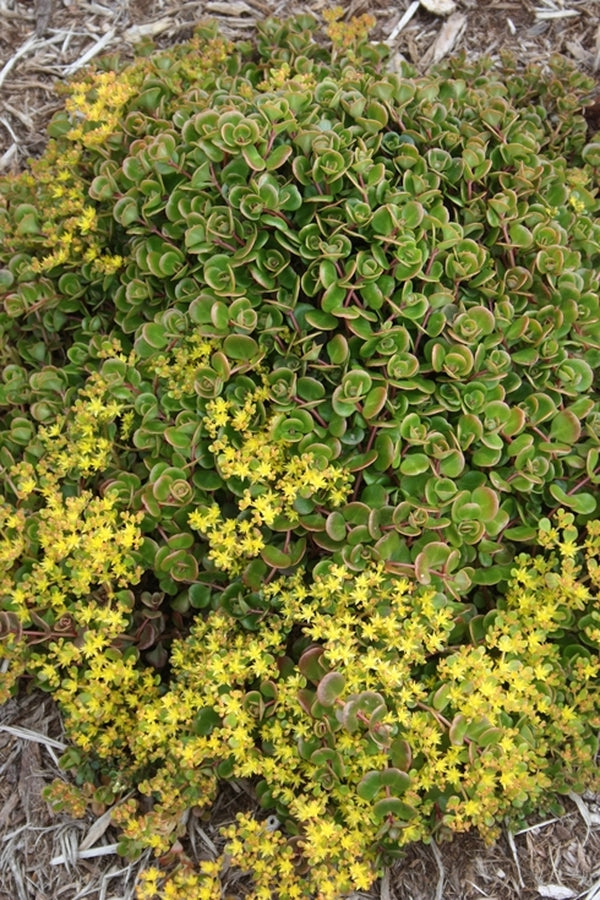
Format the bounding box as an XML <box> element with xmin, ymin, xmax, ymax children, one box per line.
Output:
<box><xmin>1</xmin><ymin>12</ymin><xmax>600</xmax><ymax>900</ymax></box>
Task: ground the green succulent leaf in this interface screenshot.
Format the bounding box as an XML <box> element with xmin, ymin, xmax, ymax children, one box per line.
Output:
<box><xmin>316</xmin><ymin>672</ymin><xmax>346</xmax><ymax>707</ymax></box>
<box><xmin>261</xmin><ymin>545</ymin><xmax>293</xmax><ymax>569</ymax></box>
<box><xmin>372</xmin><ymin>797</ymin><xmax>418</xmax><ymax>822</ymax></box>
<box><xmin>549</xmin><ymin>485</ymin><xmax>597</xmax><ymax>515</ymax></box>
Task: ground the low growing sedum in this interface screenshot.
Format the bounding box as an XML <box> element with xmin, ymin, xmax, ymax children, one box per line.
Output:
<box><xmin>1</xmin><ymin>9</ymin><xmax>600</xmax><ymax>898</ymax></box>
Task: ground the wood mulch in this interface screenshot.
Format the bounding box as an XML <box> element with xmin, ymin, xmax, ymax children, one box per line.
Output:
<box><xmin>1</xmin><ymin>1</ymin><xmax>600</xmax><ymax>897</ymax></box>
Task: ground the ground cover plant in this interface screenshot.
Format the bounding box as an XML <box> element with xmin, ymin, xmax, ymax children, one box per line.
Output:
<box><xmin>1</xmin><ymin>9</ymin><xmax>600</xmax><ymax>899</ymax></box>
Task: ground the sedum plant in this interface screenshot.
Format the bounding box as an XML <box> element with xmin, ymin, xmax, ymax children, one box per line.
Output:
<box><xmin>1</xmin><ymin>9</ymin><xmax>600</xmax><ymax>898</ymax></box>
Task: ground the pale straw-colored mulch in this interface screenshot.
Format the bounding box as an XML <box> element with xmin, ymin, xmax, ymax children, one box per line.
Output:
<box><xmin>1</xmin><ymin>1</ymin><xmax>600</xmax><ymax>898</ymax></box>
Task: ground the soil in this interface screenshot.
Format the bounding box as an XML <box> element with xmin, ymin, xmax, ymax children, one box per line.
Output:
<box><xmin>1</xmin><ymin>1</ymin><xmax>600</xmax><ymax>898</ymax></box>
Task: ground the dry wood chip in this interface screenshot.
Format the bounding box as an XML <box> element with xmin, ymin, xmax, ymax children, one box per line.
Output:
<box><xmin>420</xmin><ymin>12</ymin><xmax>466</xmax><ymax>67</ymax></box>
<box><xmin>2</xmin><ymin>102</ymin><xmax>34</xmax><ymax>130</ymax></box>
<box><xmin>34</xmin><ymin>0</ymin><xmax>54</xmax><ymax>36</ymax></box>
<box><xmin>0</xmin><ymin>793</ymin><xmax>20</xmax><ymax>829</ymax></box>
<box><xmin>515</xmin><ymin>817</ymin><xmax>564</xmax><ymax>836</ymax></box>
<box><xmin>534</xmin><ymin>7</ymin><xmax>580</xmax><ymax>18</ymax></box>
<box><xmin>0</xmin><ymin>116</ymin><xmax>19</xmax><ymax>143</ymax></box>
<box><xmin>566</xmin><ymin>39</ymin><xmax>592</xmax><ymax>62</ymax></box>
<box><xmin>386</xmin><ymin>1</ymin><xmax>420</xmax><ymax>44</ymax></box>
<box><xmin>123</xmin><ymin>17</ymin><xmax>175</xmax><ymax>43</ymax></box>
<box><xmin>205</xmin><ymin>1</ymin><xmax>254</xmax><ymax>15</ymax></box>
<box><xmin>585</xmin><ymin>877</ymin><xmax>600</xmax><ymax>900</ymax></box>
<box><xmin>0</xmin><ymin>724</ymin><xmax>66</xmax><ymax>751</ymax></box>
<box><xmin>536</xmin><ymin>886</ymin><xmax>576</xmax><ymax>900</ymax></box>
<box><xmin>507</xmin><ymin>829</ymin><xmax>525</xmax><ymax>889</ymax></box>
<box><xmin>84</xmin><ymin>1</ymin><xmax>119</xmax><ymax>15</ymax></box>
<box><xmin>18</xmin><ymin>740</ymin><xmax>45</xmax><ymax>821</ymax></box>
<box><xmin>575</xmin><ymin>842</ymin><xmax>591</xmax><ymax>876</ymax></box>
<box><xmin>568</xmin><ymin>791</ymin><xmax>592</xmax><ymax>844</ymax></box>
<box><xmin>51</xmin><ymin>842</ymin><xmax>120</xmax><ymax>866</ymax></box>
<box><xmin>0</xmin><ymin>34</ymin><xmax>40</xmax><ymax>91</ymax></box>
<box><xmin>78</xmin><ymin>808</ymin><xmax>114</xmax><ymax>852</ymax></box>
<box><xmin>379</xmin><ymin>869</ymin><xmax>391</xmax><ymax>900</ymax></box>
<box><xmin>0</xmin><ymin>725</ymin><xmax>67</xmax><ymax>750</ymax></box>
<box><xmin>61</xmin><ymin>29</ymin><xmax>116</xmax><ymax>76</ymax></box>
<box><xmin>430</xmin><ymin>840</ymin><xmax>445</xmax><ymax>900</ymax></box>
<box><xmin>420</xmin><ymin>0</ymin><xmax>456</xmax><ymax>15</ymax></box>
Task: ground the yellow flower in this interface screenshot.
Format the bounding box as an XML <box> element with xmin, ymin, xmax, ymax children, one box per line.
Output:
<box><xmin>78</xmin><ymin>206</ymin><xmax>97</xmax><ymax>234</ymax></box>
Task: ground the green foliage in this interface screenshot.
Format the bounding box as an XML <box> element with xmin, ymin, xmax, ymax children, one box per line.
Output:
<box><xmin>1</xmin><ymin>11</ymin><xmax>600</xmax><ymax>900</ymax></box>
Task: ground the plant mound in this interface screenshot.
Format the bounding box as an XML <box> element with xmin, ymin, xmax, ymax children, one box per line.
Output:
<box><xmin>1</xmin><ymin>12</ymin><xmax>600</xmax><ymax>899</ymax></box>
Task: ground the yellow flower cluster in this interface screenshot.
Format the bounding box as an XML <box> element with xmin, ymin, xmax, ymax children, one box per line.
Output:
<box><xmin>188</xmin><ymin>390</ymin><xmax>353</xmax><ymax>574</ymax></box>
<box><xmin>2</xmin><ymin>38</ymin><xmax>237</xmax><ymax>276</ymax></box>
<box><xmin>0</xmin><ymin>500</ymin><xmax>26</xmax><ymax>572</ymax></box>
<box><xmin>111</xmin><ymin>568</ymin><xmax>440</xmax><ymax>891</ymax></box>
<box><xmin>137</xmin><ymin>862</ymin><xmax>221</xmax><ymax>900</ymax></box>
<box><xmin>323</xmin><ymin>5</ymin><xmax>376</xmax><ymax>52</ymax></box>
<box><xmin>65</xmin><ymin>70</ymin><xmax>137</xmax><ymax>147</ymax></box>
<box><xmin>24</xmin><ymin>144</ymin><xmax>99</xmax><ymax>273</ymax></box>
<box><xmin>151</xmin><ymin>333</ymin><xmax>216</xmax><ymax>400</ymax></box>
<box><xmin>189</xmin><ymin>504</ymin><xmax>266</xmax><ymax>573</ymax></box>
<box><xmin>4</xmin><ymin>488</ymin><xmax>142</xmax><ymax>619</ymax></box>
<box><xmin>26</xmin><ymin>517</ymin><xmax>598</xmax><ymax>900</ymax></box>
<box><xmin>55</xmin><ymin>652</ymin><xmax>161</xmax><ymax>758</ymax></box>
<box><xmin>37</xmin><ymin>369</ymin><xmax>127</xmax><ymax>478</ymax></box>
<box><xmin>0</xmin><ymin>478</ymin><xmax>144</xmax><ymax>706</ymax></box>
<box><xmin>258</xmin><ymin>61</ymin><xmax>317</xmax><ymax>93</ymax></box>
